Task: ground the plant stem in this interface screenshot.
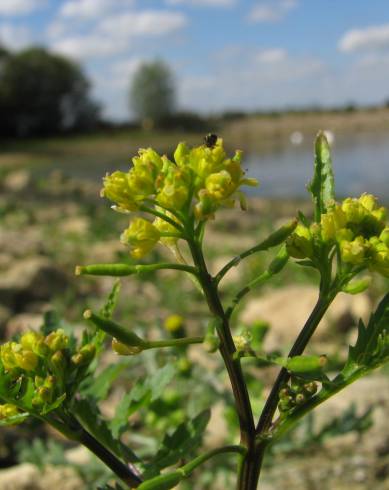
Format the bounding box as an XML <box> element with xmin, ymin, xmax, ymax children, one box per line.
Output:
<box><xmin>188</xmin><ymin>238</ymin><xmax>255</xmax><ymax>444</ymax></box>
<box><xmin>255</xmin><ymin>291</ymin><xmax>336</xmax><ymax>446</ymax></box>
<box><xmin>47</xmin><ymin>415</ymin><xmax>142</xmax><ymax>488</ymax></box>
<box><xmin>78</xmin><ymin>428</ymin><xmax>142</xmax><ymax>488</ymax></box>
<box><xmin>215</xmin><ymin>219</ymin><xmax>297</xmax><ymax>284</ymax></box>
<box><xmin>76</xmin><ymin>262</ymin><xmax>198</xmax><ymax>277</ymax></box>
<box><xmin>145</xmin><ymin>336</ymin><xmax>204</xmax><ymax>349</ymax></box>
<box><xmin>182</xmin><ymin>445</ymin><xmax>246</xmax><ymax>476</ymax></box>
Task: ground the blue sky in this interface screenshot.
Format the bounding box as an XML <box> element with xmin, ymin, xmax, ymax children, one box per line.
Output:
<box><xmin>1</xmin><ymin>0</ymin><xmax>389</xmax><ymax>120</ymax></box>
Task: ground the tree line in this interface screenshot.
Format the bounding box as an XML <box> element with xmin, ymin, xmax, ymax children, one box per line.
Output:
<box><xmin>0</xmin><ymin>46</ymin><xmax>210</xmax><ymax>138</ymax></box>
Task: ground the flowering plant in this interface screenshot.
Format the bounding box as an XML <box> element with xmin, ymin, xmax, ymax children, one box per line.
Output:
<box><xmin>0</xmin><ymin>133</ymin><xmax>388</xmax><ymax>489</ymax></box>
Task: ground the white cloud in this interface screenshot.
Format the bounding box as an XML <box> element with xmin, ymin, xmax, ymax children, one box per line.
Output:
<box><xmin>99</xmin><ymin>10</ymin><xmax>187</xmax><ymax>37</ymax></box>
<box><xmin>51</xmin><ymin>10</ymin><xmax>187</xmax><ymax>59</ymax></box>
<box><xmin>248</xmin><ymin>0</ymin><xmax>298</xmax><ymax>23</ymax></box>
<box><xmin>166</xmin><ymin>0</ymin><xmax>235</xmax><ymax>7</ymax></box>
<box><xmin>255</xmin><ymin>48</ymin><xmax>287</xmax><ymax>63</ymax></box>
<box><xmin>0</xmin><ymin>0</ymin><xmax>46</xmax><ymax>16</ymax></box>
<box><xmin>339</xmin><ymin>24</ymin><xmax>389</xmax><ymax>53</ymax></box>
<box><xmin>59</xmin><ymin>0</ymin><xmax>134</xmax><ymax>20</ymax></box>
<box><xmin>0</xmin><ymin>23</ymin><xmax>32</xmax><ymax>49</ymax></box>
<box><xmin>52</xmin><ymin>35</ymin><xmax>121</xmax><ymax>58</ymax></box>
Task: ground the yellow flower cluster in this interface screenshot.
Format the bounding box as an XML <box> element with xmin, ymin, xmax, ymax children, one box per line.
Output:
<box><xmin>287</xmin><ymin>194</ymin><xmax>389</xmax><ymax>276</ymax></box>
<box><xmin>101</xmin><ymin>138</ymin><xmax>258</xmax><ymax>259</ymax></box>
<box><xmin>0</xmin><ymin>329</ymin><xmax>96</xmax><ymax>414</ymax></box>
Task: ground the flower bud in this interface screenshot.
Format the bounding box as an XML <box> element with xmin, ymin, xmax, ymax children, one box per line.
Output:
<box><xmin>303</xmin><ymin>381</ymin><xmax>318</xmax><ymax>396</ymax></box>
<box><xmin>194</xmin><ymin>190</ymin><xmax>217</xmax><ymax>220</ymax></box>
<box><xmin>380</xmin><ymin>228</ymin><xmax>389</xmax><ymax>246</ymax></box>
<box><xmin>174</xmin><ymin>142</ymin><xmax>189</xmax><ymax>166</ymax></box>
<box><xmin>15</xmin><ymin>350</ymin><xmax>38</xmax><ymax>372</ymax></box>
<box><xmin>0</xmin><ymin>342</ymin><xmax>18</xmax><ymax>371</ymax></box>
<box><xmin>51</xmin><ymin>350</ymin><xmax>66</xmax><ymax>369</ymax></box>
<box><xmin>286</xmin><ymin>224</ymin><xmax>313</xmax><ymax>259</ymax></box>
<box><xmin>71</xmin><ymin>344</ymin><xmax>96</xmax><ymax>365</ymax></box>
<box><xmin>0</xmin><ymin>404</ymin><xmax>20</xmax><ymax>420</ymax></box>
<box><xmin>20</xmin><ymin>331</ymin><xmax>43</xmax><ymax>352</ymax></box>
<box><xmin>45</xmin><ymin>329</ymin><xmax>69</xmax><ymax>351</ymax></box>
<box><xmin>295</xmin><ymin>393</ymin><xmax>306</xmax><ymax>405</ymax></box>
<box><xmin>163</xmin><ymin>314</ymin><xmax>184</xmax><ymax>333</ymax></box>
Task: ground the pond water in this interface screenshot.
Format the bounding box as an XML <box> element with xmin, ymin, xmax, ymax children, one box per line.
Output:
<box><xmin>31</xmin><ymin>131</ymin><xmax>389</xmax><ymax>202</ymax></box>
<box><xmin>244</xmin><ymin>132</ymin><xmax>389</xmax><ymax>201</ymax></box>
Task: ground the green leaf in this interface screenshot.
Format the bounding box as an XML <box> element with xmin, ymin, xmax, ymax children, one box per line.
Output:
<box><xmin>0</xmin><ymin>412</ymin><xmax>29</xmax><ymax>426</ymax></box>
<box><xmin>100</xmin><ymin>279</ymin><xmax>121</xmax><ymax>319</ymax></box>
<box><xmin>111</xmin><ymin>364</ymin><xmax>176</xmax><ymax>438</ymax></box>
<box><xmin>80</xmin><ymin>361</ymin><xmax>131</xmax><ymax>401</ymax></box>
<box><xmin>144</xmin><ymin>410</ymin><xmax>210</xmax><ymax>479</ymax></box>
<box><xmin>344</xmin><ymin>292</ymin><xmax>389</xmax><ymax>375</ymax></box>
<box><xmin>74</xmin><ymin>396</ymin><xmax>139</xmax><ymax>464</ymax></box>
<box><xmin>308</xmin><ymin>131</ymin><xmax>335</xmax><ymax>222</ymax></box>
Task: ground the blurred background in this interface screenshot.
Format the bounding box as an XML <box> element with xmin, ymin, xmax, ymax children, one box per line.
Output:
<box><xmin>0</xmin><ymin>1</ymin><xmax>389</xmax><ymax>489</ymax></box>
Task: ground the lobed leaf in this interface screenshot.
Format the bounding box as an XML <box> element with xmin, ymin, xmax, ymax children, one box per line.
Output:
<box><xmin>143</xmin><ymin>409</ymin><xmax>210</xmax><ymax>479</ymax></box>
<box><xmin>308</xmin><ymin>131</ymin><xmax>335</xmax><ymax>222</ymax></box>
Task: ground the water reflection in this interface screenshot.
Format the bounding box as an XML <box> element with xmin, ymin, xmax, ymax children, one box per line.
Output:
<box><xmin>245</xmin><ymin>133</ymin><xmax>389</xmax><ymax>201</ymax></box>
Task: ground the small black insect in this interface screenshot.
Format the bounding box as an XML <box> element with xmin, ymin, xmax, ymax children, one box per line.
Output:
<box><xmin>204</xmin><ymin>133</ymin><xmax>218</xmax><ymax>148</ymax></box>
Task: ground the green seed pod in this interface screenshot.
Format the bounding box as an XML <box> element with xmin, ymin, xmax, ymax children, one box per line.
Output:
<box><xmin>268</xmin><ymin>245</ymin><xmax>290</xmax><ymax>275</ymax></box>
<box><xmin>138</xmin><ymin>471</ymin><xmax>183</xmax><ymax>490</ymax></box>
<box><xmin>342</xmin><ymin>277</ymin><xmax>371</xmax><ymax>295</ymax></box>
<box><xmin>286</xmin><ymin>355</ymin><xmax>327</xmax><ymax>374</ymax></box>
<box><xmin>84</xmin><ymin>310</ymin><xmax>145</xmax><ymax>348</ymax></box>
<box><xmin>261</xmin><ymin>219</ymin><xmax>298</xmax><ymax>249</ymax></box>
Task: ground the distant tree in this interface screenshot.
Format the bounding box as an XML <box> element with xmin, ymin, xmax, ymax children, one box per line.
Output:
<box><xmin>0</xmin><ymin>47</ymin><xmax>99</xmax><ymax>137</ymax></box>
<box><xmin>130</xmin><ymin>60</ymin><xmax>176</xmax><ymax>128</ymax></box>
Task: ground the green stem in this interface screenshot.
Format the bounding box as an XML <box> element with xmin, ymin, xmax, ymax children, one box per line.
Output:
<box><xmin>145</xmin><ymin>336</ymin><xmax>204</xmax><ymax>349</ymax></box>
<box><xmin>187</xmin><ymin>237</ymin><xmax>255</xmax><ymax>453</ymax></box>
<box><xmin>226</xmin><ymin>271</ymin><xmax>271</xmax><ymax>319</ymax></box>
<box><xmin>255</xmin><ymin>291</ymin><xmax>336</xmax><ymax>437</ymax></box>
<box><xmin>271</xmin><ymin>368</ymin><xmax>367</xmax><ymax>445</ymax></box>
<box><xmin>215</xmin><ymin>219</ymin><xmax>297</xmax><ymax>284</ymax></box>
<box><xmin>46</xmin><ymin>415</ymin><xmax>142</xmax><ymax>488</ymax></box>
<box><xmin>237</xmin><ymin>290</ymin><xmax>337</xmax><ymax>489</ymax></box>
<box><xmin>181</xmin><ymin>445</ymin><xmax>246</xmax><ymax>475</ymax></box>
<box><xmin>76</xmin><ymin>262</ymin><xmax>198</xmax><ymax>277</ymax></box>
<box><xmin>139</xmin><ymin>205</ymin><xmax>185</xmax><ymax>234</ymax></box>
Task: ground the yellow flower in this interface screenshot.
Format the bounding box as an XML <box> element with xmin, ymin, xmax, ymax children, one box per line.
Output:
<box><xmin>339</xmin><ymin>236</ymin><xmax>368</xmax><ymax>265</ymax></box>
<box><xmin>101</xmin><ymin>171</ymin><xmax>138</xmax><ymax>211</ymax></box>
<box><xmin>0</xmin><ymin>404</ymin><xmax>19</xmax><ymax>419</ymax></box>
<box><xmin>121</xmin><ymin>218</ymin><xmax>160</xmax><ymax>259</ymax></box>
<box><xmin>156</xmin><ymin>166</ymin><xmax>190</xmax><ymax>210</ymax></box>
<box><xmin>320</xmin><ymin>205</ymin><xmax>347</xmax><ymax>242</ymax></box>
